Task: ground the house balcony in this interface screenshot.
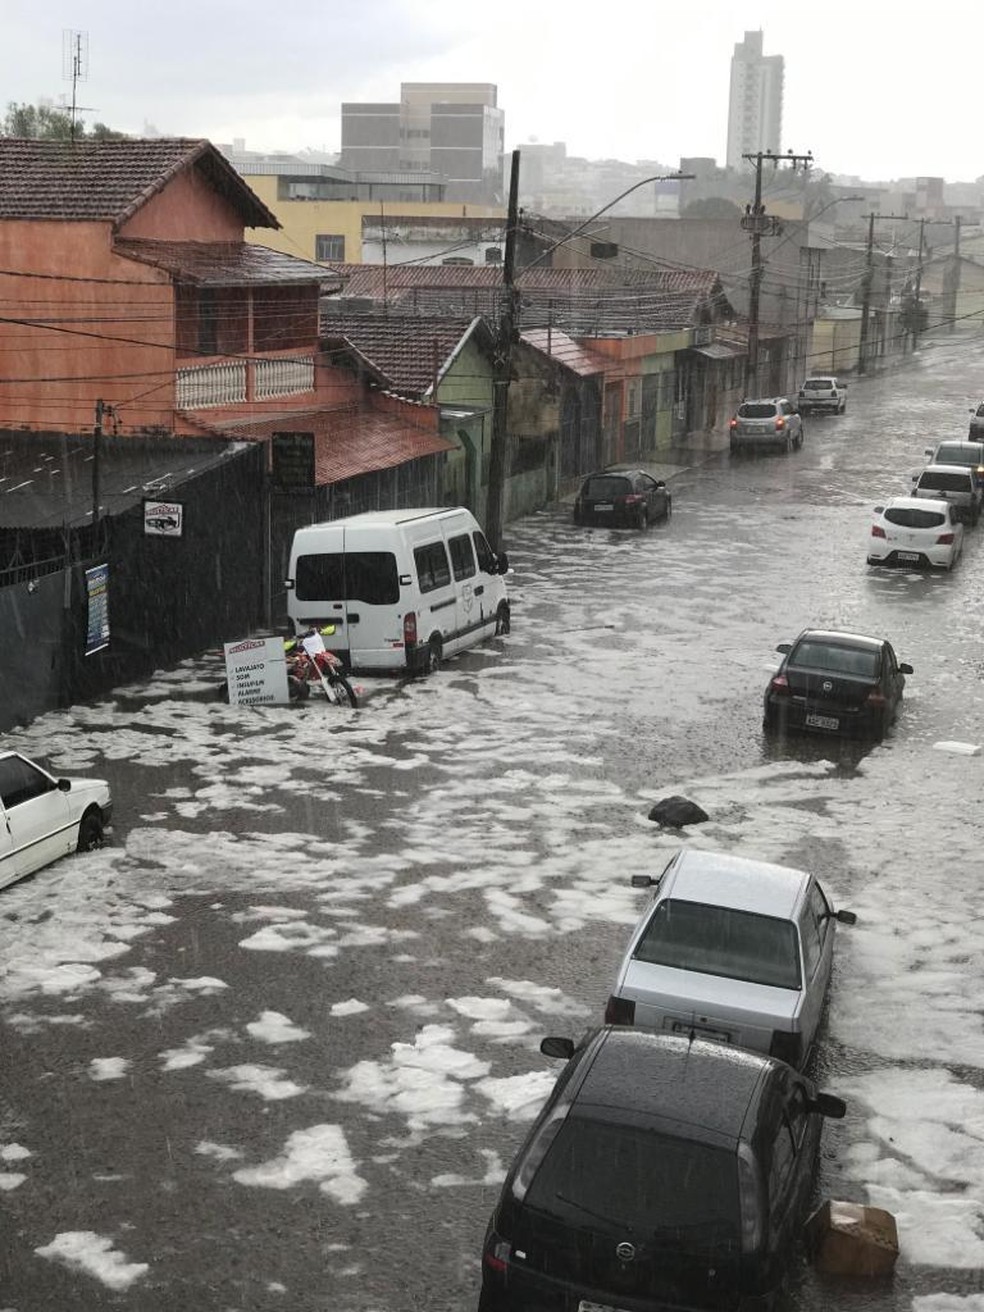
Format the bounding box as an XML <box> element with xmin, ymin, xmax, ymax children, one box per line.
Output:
<box><xmin>176</xmin><ymin>352</ymin><xmax>316</xmax><ymax>410</ymax></box>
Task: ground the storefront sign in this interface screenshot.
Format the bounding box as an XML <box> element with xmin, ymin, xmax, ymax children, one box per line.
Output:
<box><xmin>144</xmin><ymin>499</ymin><xmax>184</xmax><ymax>537</ymax></box>
<box><xmin>85</xmin><ymin>563</ymin><xmax>110</xmax><ymax>656</ymax></box>
<box><xmin>223</xmin><ymin>636</ymin><xmax>289</xmax><ymax>706</ymax></box>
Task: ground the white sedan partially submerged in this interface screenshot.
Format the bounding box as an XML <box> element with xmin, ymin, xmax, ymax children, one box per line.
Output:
<box><xmin>604</xmin><ymin>848</ymin><xmax>855</xmax><ymax>1069</ymax></box>
<box><xmin>868</xmin><ymin>495</ymin><xmax>963</xmax><ymax>570</ymax></box>
<box><xmin>0</xmin><ymin>750</ymin><xmax>112</xmax><ymax>890</ymax></box>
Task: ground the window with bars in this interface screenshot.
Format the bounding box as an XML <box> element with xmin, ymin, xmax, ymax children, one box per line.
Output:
<box><xmin>315</xmin><ymin>234</ymin><xmax>345</xmax><ymax>262</ymax></box>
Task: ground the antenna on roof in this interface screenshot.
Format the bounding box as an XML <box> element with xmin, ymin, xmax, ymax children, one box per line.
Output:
<box><xmin>62</xmin><ymin>29</ymin><xmax>92</xmax><ymax>142</ymax></box>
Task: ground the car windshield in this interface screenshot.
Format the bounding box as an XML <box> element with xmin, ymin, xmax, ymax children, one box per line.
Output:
<box><xmin>885</xmin><ymin>507</ymin><xmax>946</xmax><ymax>528</ymax></box>
<box><xmin>790</xmin><ymin>640</ymin><xmax>880</xmax><ymax>677</ymax></box>
<box><xmin>634</xmin><ymin>899</ymin><xmax>801</xmax><ymax>989</ymax></box>
<box><xmin>584</xmin><ymin>476</ymin><xmax>632</xmax><ymax>499</ymax></box>
<box><xmin>524</xmin><ymin>1116</ymin><xmax>740</xmax><ymax>1242</ymax></box>
<box><xmin>803</xmin><ymin>379</ymin><xmax>833</xmax><ymax>390</ymax></box>
<box><xmin>738</xmin><ymin>403</ymin><xmax>776</xmax><ymax>418</ymax></box>
<box><xmin>919</xmin><ymin>472</ymin><xmax>972</xmax><ymax>492</ymax></box>
<box><xmin>935</xmin><ymin>448</ymin><xmax>981</xmax><ymax>467</ymax></box>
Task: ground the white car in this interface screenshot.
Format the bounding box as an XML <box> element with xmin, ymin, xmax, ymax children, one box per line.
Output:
<box><xmin>868</xmin><ymin>496</ymin><xmax>963</xmax><ymax>570</ymax></box>
<box><xmin>604</xmin><ymin>848</ymin><xmax>855</xmax><ymax>1069</ymax></box>
<box><xmin>0</xmin><ymin>750</ymin><xmax>112</xmax><ymax>890</ymax></box>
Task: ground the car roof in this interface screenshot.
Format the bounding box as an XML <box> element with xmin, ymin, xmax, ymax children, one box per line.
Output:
<box><xmin>741</xmin><ymin>396</ymin><xmax>787</xmax><ymax>404</ymax></box>
<box><xmin>792</xmin><ymin>628</ymin><xmax>884</xmax><ymax>651</ymax></box>
<box><xmin>934</xmin><ymin>440</ymin><xmax>983</xmax><ymax>451</ymax></box>
<box><xmin>576</xmin><ymin>1028</ymin><xmax>768</xmax><ymax>1143</ymax></box>
<box><xmin>586</xmin><ymin>467</ymin><xmax>640</xmax><ymax>479</ymax></box>
<box><xmin>920</xmin><ymin>464</ymin><xmax>974</xmax><ymax>477</ymax></box>
<box><xmin>880</xmin><ymin>496</ymin><xmax>949</xmax><ymax>512</ymax></box>
<box><xmin>668</xmin><ymin>848</ymin><xmax>808</xmax><ymax>918</ymax></box>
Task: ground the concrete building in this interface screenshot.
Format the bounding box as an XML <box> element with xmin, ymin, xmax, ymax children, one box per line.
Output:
<box><xmin>341</xmin><ymin>82</ymin><xmax>504</xmax><ymax>204</ymax></box>
<box><xmin>726</xmin><ymin>30</ymin><xmax>784</xmax><ymax>170</ymax></box>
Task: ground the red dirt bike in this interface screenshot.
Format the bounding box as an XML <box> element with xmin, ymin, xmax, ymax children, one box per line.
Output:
<box><xmin>286</xmin><ymin>629</ymin><xmax>358</xmax><ymax>707</ymax></box>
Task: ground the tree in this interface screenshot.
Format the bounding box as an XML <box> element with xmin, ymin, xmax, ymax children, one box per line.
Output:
<box><xmin>2</xmin><ymin>101</ymin><xmax>126</xmax><ymax>140</ymax></box>
<box><xmin>681</xmin><ymin>196</ymin><xmax>742</xmax><ymax>220</ymax></box>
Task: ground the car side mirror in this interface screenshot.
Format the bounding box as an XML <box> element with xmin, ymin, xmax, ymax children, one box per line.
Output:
<box><xmin>911</xmin><ymin>474</ymin><xmax>919</xmax><ymax>482</ymax></box>
<box><xmin>540</xmin><ymin>1036</ymin><xmax>575</xmax><ymax>1060</ymax></box>
<box><xmin>654</xmin><ymin>480</ymin><xmax>666</xmax><ymax>489</ymax></box>
<box><xmin>631</xmin><ymin>874</ymin><xmax>655</xmax><ymax>888</ymax></box>
<box><xmin>495</xmin><ymin>551</ymin><xmax>510</xmax><ymax>575</ymax></box>
<box><xmin>899</xmin><ymin>662</ymin><xmax>913</xmax><ymax>674</ymax></box>
<box><xmin>775</xmin><ymin>642</ymin><xmax>792</xmax><ymax>654</ymax></box>
<box><xmin>57</xmin><ymin>778</ymin><xmax>71</xmax><ymax>792</ymax></box>
<box><xmin>924</xmin><ymin>449</ymin><xmax>933</xmax><ymax>458</ymax></box>
<box><xmin>873</xmin><ymin>506</ymin><xmax>884</xmax><ymax>515</ymax></box>
<box><xmin>284</xmin><ymin>579</ymin><xmax>295</xmax><ymax>591</ymax></box>
<box><xmin>810</xmin><ymin>1092</ymin><xmax>847</xmax><ymax>1119</ymax></box>
<box><xmin>835</xmin><ymin>909</ymin><xmax>857</xmax><ymax>925</ymax></box>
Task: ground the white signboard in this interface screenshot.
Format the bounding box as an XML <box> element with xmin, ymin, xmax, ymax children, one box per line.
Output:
<box><xmin>144</xmin><ymin>499</ymin><xmax>184</xmax><ymax>537</ymax></box>
<box><xmin>223</xmin><ymin>636</ymin><xmax>290</xmax><ymax>706</ymax></box>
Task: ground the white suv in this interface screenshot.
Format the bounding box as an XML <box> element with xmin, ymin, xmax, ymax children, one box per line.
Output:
<box><xmin>729</xmin><ymin>397</ymin><xmax>804</xmax><ymax>453</ymax></box>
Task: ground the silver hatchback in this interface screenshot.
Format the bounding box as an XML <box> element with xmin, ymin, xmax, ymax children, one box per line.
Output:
<box><xmin>604</xmin><ymin>848</ymin><xmax>855</xmax><ymax>1068</ymax></box>
<box><xmin>729</xmin><ymin>397</ymin><xmax>803</xmax><ymax>453</ymax></box>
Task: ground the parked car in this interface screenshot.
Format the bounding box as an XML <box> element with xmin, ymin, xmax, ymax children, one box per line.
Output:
<box><xmin>478</xmin><ymin>1026</ymin><xmax>846</xmax><ymax>1312</ymax></box>
<box><xmin>729</xmin><ymin>397</ymin><xmax>803</xmax><ymax>453</ymax></box>
<box><xmin>911</xmin><ymin>464</ymin><xmax>982</xmax><ymax>525</ymax></box>
<box><xmin>797</xmin><ymin>376</ymin><xmax>847</xmax><ymax>415</ymax></box>
<box><xmin>868</xmin><ymin>496</ymin><xmax>963</xmax><ymax>570</ymax></box>
<box><xmin>604</xmin><ymin>847</ymin><xmax>854</xmax><ymax>1069</ymax></box>
<box><xmin>923</xmin><ymin>439</ymin><xmax>984</xmax><ymax>489</ymax></box>
<box><xmin>763</xmin><ymin>628</ymin><xmax>912</xmax><ymax>740</ymax></box>
<box><xmin>0</xmin><ymin>750</ymin><xmax>112</xmax><ymax>890</ymax></box>
<box><xmin>572</xmin><ymin>468</ymin><xmax>671</xmax><ymax>529</ymax></box>
<box><xmin>969</xmin><ymin>402</ymin><xmax>984</xmax><ymax>440</ymax></box>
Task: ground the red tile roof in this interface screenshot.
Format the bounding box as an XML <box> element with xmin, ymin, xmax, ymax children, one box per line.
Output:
<box><xmin>519</xmin><ymin>329</ymin><xmax>609</xmax><ymax>376</ymax></box>
<box><xmin>320</xmin><ymin>315</ymin><xmax>489</xmax><ymax>395</ymax></box>
<box><xmin>199</xmin><ymin>404</ymin><xmax>453</xmax><ymax>485</ymax></box>
<box><xmin>0</xmin><ymin>138</ymin><xmax>277</xmax><ymax>229</ymax></box>
<box><xmin>115</xmin><ymin>239</ymin><xmax>327</xmax><ymax>286</ymax></box>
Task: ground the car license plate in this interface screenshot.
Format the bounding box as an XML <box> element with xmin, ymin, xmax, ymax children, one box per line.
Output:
<box><xmin>897</xmin><ymin>551</ymin><xmax>920</xmax><ymax>562</ymax></box>
<box><xmin>579</xmin><ymin>1303</ymin><xmax>631</xmax><ymax>1312</ymax></box>
<box><xmin>672</xmin><ymin>1020</ymin><xmax>730</xmax><ymax>1043</ymax></box>
<box><xmin>594</xmin><ymin>503</ymin><xmax>614</xmax><ymax>511</ymax></box>
<box><xmin>806</xmin><ymin>713</ymin><xmax>839</xmax><ymax>730</ymax></box>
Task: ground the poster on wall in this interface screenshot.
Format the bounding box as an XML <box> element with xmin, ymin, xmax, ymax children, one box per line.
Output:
<box><xmin>85</xmin><ymin>563</ymin><xmax>110</xmax><ymax>656</ymax></box>
<box><xmin>143</xmin><ymin>499</ymin><xmax>184</xmax><ymax>537</ymax></box>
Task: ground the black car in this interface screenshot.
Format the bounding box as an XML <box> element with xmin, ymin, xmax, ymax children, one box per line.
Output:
<box><xmin>479</xmin><ymin>1027</ymin><xmax>846</xmax><ymax>1312</ymax></box>
<box><xmin>763</xmin><ymin>629</ymin><xmax>912</xmax><ymax>740</ymax></box>
<box><xmin>573</xmin><ymin>468</ymin><xmax>671</xmax><ymax>529</ymax></box>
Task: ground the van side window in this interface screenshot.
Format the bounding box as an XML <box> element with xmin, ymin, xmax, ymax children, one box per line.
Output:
<box><xmin>414</xmin><ymin>541</ymin><xmax>452</xmax><ymax>593</ymax></box>
<box><xmin>295</xmin><ymin>552</ymin><xmax>399</xmax><ymax>605</ymax></box>
<box><xmin>449</xmin><ymin>533</ymin><xmax>477</xmax><ymax>581</ymax></box>
<box><xmin>473</xmin><ymin>532</ymin><xmax>496</xmax><ymax>574</ymax></box>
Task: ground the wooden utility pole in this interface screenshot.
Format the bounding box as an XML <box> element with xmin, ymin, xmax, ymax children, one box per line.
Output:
<box><xmin>741</xmin><ymin>150</ymin><xmax>813</xmax><ymax>395</ymax></box>
<box><xmin>92</xmin><ymin>397</ymin><xmax>113</xmax><ymax>525</ymax></box>
<box><xmin>485</xmin><ymin>149</ymin><xmax>521</xmax><ymax>553</ymax></box>
<box><xmin>944</xmin><ymin>216</ymin><xmax>963</xmax><ymax>333</ymax></box>
<box><xmin>857</xmin><ymin>212</ymin><xmax>908</xmax><ymax>374</ymax></box>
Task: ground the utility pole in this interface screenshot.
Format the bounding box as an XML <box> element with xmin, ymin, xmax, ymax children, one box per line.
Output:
<box><xmin>92</xmin><ymin>398</ymin><xmax>115</xmax><ymax>527</ymax></box>
<box><xmin>911</xmin><ymin>218</ymin><xmax>928</xmax><ymax>350</ymax></box>
<box><xmin>741</xmin><ymin>150</ymin><xmax>813</xmax><ymax>396</ymax></box>
<box><xmin>944</xmin><ymin>216</ymin><xmax>962</xmax><ymax>333</ymax></box>
<box><xmin>485</xmin><ymin>149</ymin><xmax>521</xmax><ymax>553</ymax></box>
<box><xmin>857</xmin><ymin>212</ymin><xmax>908</xmax><ymax>374</ymax></box>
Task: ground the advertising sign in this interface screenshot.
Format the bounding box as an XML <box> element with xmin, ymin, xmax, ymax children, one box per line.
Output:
<box><xmin>85</xmin><ymin>563</ymin><xmax>110</xmax><ymax>656</ymax></box>
<box><xmin>223</xmin><ymin>636</ymin><xmax>290</xmax><ymax>706</ymax></box>
<box><xmin>271</xmin><ymin>432</ymin><xmax>316</xmax><ymax>490</ymax></box>
<box><xmin>144</xmin><ymin>499</ymin><xmax>184</xmax><ymax>537</ymax></box>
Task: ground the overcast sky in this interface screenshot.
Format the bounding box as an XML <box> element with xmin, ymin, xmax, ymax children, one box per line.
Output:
<box><xmin>4</xmin><ymin>0</ymin><xmax>981</xmax><ymax>183</ymax></box>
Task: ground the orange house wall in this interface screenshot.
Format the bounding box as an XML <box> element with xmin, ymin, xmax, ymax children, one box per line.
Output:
<box><xmin>121</xmin><ymin>169</ymin><xmax>247</xmax><ymax>242</ymax></box>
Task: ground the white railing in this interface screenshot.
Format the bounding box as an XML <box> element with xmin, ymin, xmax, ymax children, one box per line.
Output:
<box><xmin>176</xmin><ymin>361</ymin><xmax>247</xmax><ymax>410</ymax></box>
<box><xmin>255</xmin><ymin>356</ymin><xmax>315</xmax><ymax>400</ymax></box>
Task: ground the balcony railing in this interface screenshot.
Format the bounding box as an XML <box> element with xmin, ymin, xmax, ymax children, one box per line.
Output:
<box><xmin>255</xmin><ymin>356</ymin><xmax>315</xmax><ymax>400</ymax></box>
<box><xmin>176</xmin><ymin>361</ymin><xmax>247</xmax><ymax>409</ymax></box>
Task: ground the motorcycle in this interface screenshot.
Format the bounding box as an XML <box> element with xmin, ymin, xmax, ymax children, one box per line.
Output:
<box><xmin>285</xmin><ymin>628</ymin><xmax>359</xmax><ymax>707</ymax></box>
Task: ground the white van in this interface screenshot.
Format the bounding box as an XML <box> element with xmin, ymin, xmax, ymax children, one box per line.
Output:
<box><xmin>285</xmin><ymin>508</ymin><xmax>511</xmax><ymax>673</ymax></box>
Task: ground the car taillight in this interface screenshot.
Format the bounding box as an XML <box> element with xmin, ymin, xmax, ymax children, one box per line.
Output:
<box><xmin>737</xmin><ymin>1145</ymin><xmax>763</xmax><ymax>1254</ymax></box>
<box><xmin>604</xmin><ymin>994</ymin><xmax>636</xmax><ymax>1025</ymax></box>
<box><xmin>483</xmin><ymin>1234</ymin><xmax>511</xmax><ymax>1274</ymax></box>
<box><xmin>622</xmin><ymin>494</ymin><xmax>644</xmax><ymax>505</ymax></box>
<box><xmin>937</xmin><ymin>532</ymin><xmax>955</xmax><ymax>544</ymax></box>
<box><xmin>866</xmin><ymin>689</ymin><xmax>887</xmax><ymax>707</ymax></box>
<box><xmin>769</xmin><ymin>1030</ymin><xmax>802</xmax><ymax>1066</ymax></box>
<box><xmin>871</xmin><ymin>525</ymin><xmax>886</xmax><ymax>538</ymax></box>
<box><xmin>769</xmin><ymin>674</ymin><xmax>790</xmax><ymax>697</ymax></box>
<box><xmin>775</xmin><ymin>416</ymin><xmax>786</xmax><ymax>430</ymax></box>
<box><xmin>729</xmin><ymin>418</ymin><xmax>738</xmax><ymax>430</ymax></box>
<box><xmin>403</xmin><ymin>612</ymin><xmax>417</xmax><ymax>646</ymax></box>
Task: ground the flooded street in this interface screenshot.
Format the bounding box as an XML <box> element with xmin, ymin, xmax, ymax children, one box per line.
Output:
<box><xmin>3</xmin><ymin>336</ymin><xmax>984</xmax><ymax>1311</ymax></box>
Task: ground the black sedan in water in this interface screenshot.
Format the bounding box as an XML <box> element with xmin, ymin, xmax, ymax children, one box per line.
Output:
<box><xmin>763</xmin><ymin>629</ymin><xmax>912</xmax><ymax>740</ymax></box>
<box><xmin>479</xmin><ymin>1027</ymin><xmax>846</xmax><ymax>1312</ymax></box>
<box><xmin>573</xmin><ymin>468</ymin><xmax>672</xmax><ymax>529</ymax></box>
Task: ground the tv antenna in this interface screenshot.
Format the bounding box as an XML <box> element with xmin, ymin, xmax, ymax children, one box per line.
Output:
<box><xmin>62</xmin><ymin>29</ymin><xmax>94</xmax><ymax>140</ymax></box>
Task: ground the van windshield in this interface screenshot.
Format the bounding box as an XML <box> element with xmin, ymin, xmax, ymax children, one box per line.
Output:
<box><xmin>295</xmin><ymin>551</ymin><xmax>400</xmax><ymax>605</ymax></box>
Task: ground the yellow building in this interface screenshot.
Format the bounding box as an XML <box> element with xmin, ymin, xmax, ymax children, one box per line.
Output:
<box><xmin>241</xmin><ymin>170</ymin><xmax>503</xmax><ymax>267</ymax></box>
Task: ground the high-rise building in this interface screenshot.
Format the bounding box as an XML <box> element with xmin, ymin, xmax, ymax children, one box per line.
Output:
<box><xmin>726</xmin><ymin>31</ymin><xmax>784</xmax><ymax>170</ymax></box>
<box><xmin>341</xmin><ymin>82</ymin><xmax>504</xmax><ymax>204</ymax></box>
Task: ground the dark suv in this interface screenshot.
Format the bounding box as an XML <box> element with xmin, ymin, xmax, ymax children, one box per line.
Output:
<box><xmin>573</xmin><ymin>468</ymin><xmax>672</xmax><ymax>529</ymax></box>
<box><xmin>478</xmin><ymin>1027</ymin><xmax>846</xmax><ymax>1312</ymax></box>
